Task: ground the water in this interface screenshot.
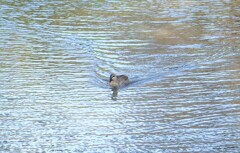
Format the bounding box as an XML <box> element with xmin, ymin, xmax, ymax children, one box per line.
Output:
<box><xmin>0</xmin><ymin>0</ymin><xmax>240</xmax><ymax>152</ymax></box>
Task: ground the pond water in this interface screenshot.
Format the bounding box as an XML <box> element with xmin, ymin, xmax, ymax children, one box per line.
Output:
<box><xmin>0</xmin><ymin>0</ymin><xmax>240</xmax><ymax>152</ymax></box>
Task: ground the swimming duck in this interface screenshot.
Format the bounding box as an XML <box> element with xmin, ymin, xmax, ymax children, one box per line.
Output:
<box><xmin>109</xmin><ymin>74</ymin><xmax>129</xmax><ymax>88</ymax></box>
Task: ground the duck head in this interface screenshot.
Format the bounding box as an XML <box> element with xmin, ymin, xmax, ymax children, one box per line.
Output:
<box><xmin>109</xmin><ymin>74</ymin><xmax>116</xmax><ymax>82</ymax></box>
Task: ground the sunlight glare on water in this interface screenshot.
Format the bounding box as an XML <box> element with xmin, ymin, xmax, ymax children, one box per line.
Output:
<box><xmin>0</xmin><ymin>0</ymin><xmax>240</xmax><ymax>152</ymax></box>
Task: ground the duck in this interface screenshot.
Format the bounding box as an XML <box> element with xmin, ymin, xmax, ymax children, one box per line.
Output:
<box><xmin>109</xmin><ymin>74</ymin><xmax>129</xmax><ymax>88</ymax></box>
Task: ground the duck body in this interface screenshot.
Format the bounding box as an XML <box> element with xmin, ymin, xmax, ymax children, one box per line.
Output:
<box><xmin>109</xmin><ymin>74</ymin><xmax>129</xmax><ymax>88</ymax></box>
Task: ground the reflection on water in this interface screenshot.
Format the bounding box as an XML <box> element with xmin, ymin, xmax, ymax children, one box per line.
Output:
<box><xmin>111</xmin><ymin>89</ymin><xmax>118</xmax><ymax>101</ymax></box>
<box><xmin>0</xmin><ymin>0</ymin><xmax>240</xmax><ymax>152</ymax></box>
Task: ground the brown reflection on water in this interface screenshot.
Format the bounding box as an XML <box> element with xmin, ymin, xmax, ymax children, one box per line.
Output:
<box><xmin>151</xmin><ymin>24</ymin><xmax>205</xmax><ymax>45</ymax></box>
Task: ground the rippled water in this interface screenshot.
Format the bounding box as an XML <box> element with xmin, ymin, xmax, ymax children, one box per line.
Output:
<box><xmin>0</xmin><ymin>0</ymin><xmax>240</xmax><ymax>152</ymax></box>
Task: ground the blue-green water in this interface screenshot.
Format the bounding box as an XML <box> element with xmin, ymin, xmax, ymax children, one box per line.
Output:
<box><xmin>0</xmin><ymin>1</ymin><xmax>240</xmax><ymax>152</ymax></box>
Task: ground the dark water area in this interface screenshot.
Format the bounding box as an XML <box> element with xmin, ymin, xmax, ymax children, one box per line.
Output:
<box><xmin>0</xmin><ymin>0</ymin><xmax>240</xmax><ymax>152</ymax></box>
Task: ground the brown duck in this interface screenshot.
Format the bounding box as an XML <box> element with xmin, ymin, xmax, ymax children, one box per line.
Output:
<box><xmin>109</xmin><ymin>74</ymin><xmax>129</xmax><ymax>88</ymax></box>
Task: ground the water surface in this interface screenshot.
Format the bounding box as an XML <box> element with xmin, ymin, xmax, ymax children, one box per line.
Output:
<box><xmin>0</xmin><ymin>0</ymin><xmax>240</xmax><ymax>152</ymax></box>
